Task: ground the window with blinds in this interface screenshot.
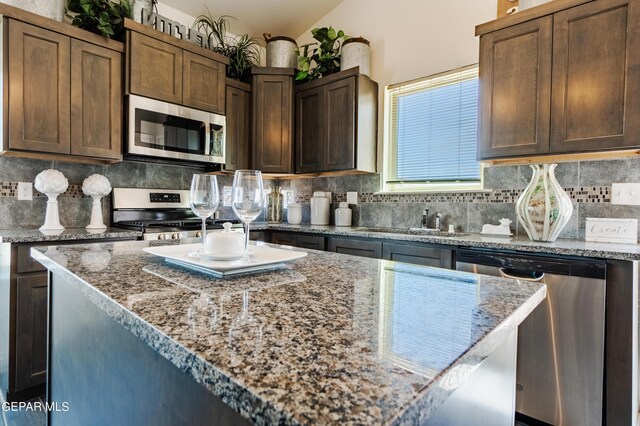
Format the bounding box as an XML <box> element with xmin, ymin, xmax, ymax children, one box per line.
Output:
<box><xmin>383</xmin><ymin>65</ymin><xmax>482</xmax><ymax>192</ymax></box>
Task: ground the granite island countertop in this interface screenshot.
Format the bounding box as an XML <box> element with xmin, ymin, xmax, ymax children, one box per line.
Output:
<box><xmin>0</xmin><ymin>227</ymin><xmax>142</xmax><ymax>243</ymax></box>
<box><xmin>33</xmin><ymin>240</ymin><xmax>545</xmax><ymax>425</ymax></box>
<box><xmin>253</xmin><ymin>223</ymin><xmax>640</xmax><ymax>261</ymax></box>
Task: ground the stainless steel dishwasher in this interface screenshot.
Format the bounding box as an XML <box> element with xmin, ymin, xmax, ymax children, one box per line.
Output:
<box><xmin>456</xmin><ymin>248</ymin><xmax>606</xmax><ymax>426</ymax></box>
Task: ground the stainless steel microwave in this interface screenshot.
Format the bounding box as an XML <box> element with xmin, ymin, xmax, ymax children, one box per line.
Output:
<box><xmin>126</xmin><ymin>95</ymin><xmax>225</xmax><ymax>165</ymax></box>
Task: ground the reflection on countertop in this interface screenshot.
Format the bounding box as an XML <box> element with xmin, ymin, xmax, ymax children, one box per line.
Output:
<box><xmin>33</xmin><ymin>239</ymin><xmax>545</xmax><ymax>425</ymax></box>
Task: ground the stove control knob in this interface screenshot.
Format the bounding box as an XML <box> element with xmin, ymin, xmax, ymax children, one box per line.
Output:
<box><xmin>157</xmin><ymin>233</ymin><xmax>166</xmax><ymax>240</ymax></box>
<box><xmin>171</xmin><ymin>233</ymin><xmax>181</xmax><ymax>240</ymax></box>
<box><xmin>195</xmin><ymin>231</ymin><xmax>202</xmax><ymax>238</ymax></box>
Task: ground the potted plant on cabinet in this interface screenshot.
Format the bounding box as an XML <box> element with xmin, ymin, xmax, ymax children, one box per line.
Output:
<box><xmin>296</xmin><ymin>26</ymin><xmax>347</xmax><ymax>81</ymax></box>
<box><xmin>65</xmin><ymin>0</ymin><xmax>132</xmax><ymax>38</ymax></box>
<box><xmin>192</xmin><ymin>13</ymin><xmax>261</xmax><ymax>81</ymax></box>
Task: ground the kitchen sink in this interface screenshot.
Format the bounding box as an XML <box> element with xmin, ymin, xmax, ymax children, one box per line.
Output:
<box><xmin>353</xmin><ymin>227</ymin><xmax>470</xmax><ymax>238</ymax></box>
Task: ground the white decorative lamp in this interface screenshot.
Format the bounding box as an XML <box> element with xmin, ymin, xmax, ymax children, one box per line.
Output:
<box><xmin>34</xmin><ymin>169</ymin><xmax>68</xmax><ymax>232</ymax></box>
<box><xmin>82</xmin><ymin>174</ymin><xmax>112</xmax><ymax>231</ymax></box>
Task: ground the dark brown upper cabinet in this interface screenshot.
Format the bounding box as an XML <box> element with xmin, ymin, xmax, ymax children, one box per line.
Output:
<box><xmin>224</xmin><ymin>79</ymin><xmax>251</xmax><ymax>171</ymax></box>
<box><xmin>125</xmin><ymin>19</ymin><xmax>228</xmax><ymax>115</ymax></box>
<box><xmin>4</xmin><ymin>12</ymin><xmax>124</xmax><ymax>163</ymax></box>
<box><xmin>70</xmin><ymin>40</ymin><xmax>122</xmax><ymax>160</ymax></box>
<box><xmin>477</xmin><ymin>0</ymin><xmax>640</xmax><ymax>161</ymax></box>
<box><xmin>295</xmin><ymin>68</ymin><xmax>377</xmax><ymax>174</ymax></box>
<box><xmin>251</xmin><ymin>68</ymin><xmax>295</xmax><ymax>173</ymax></box>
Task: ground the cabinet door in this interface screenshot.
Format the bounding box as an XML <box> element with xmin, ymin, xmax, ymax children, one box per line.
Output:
<box><xmin>327</xmin><ymin>237</ymin><xmax>381</xmax><ymax>259</ymax></box>
<box><xmin>478</xmin><ymin>17</ymin><xmax>552</xmax><ymax>159</ymax></box>
<box><xmin>183</xmin><ymin>51</ymin><xmax>226</xmax><ymax>114</ymax></box>
<box><xmin>324</xmin><ymin>78</ymin><xmax>356</xmax><ymax>171</ymax></box>
<box><xmin>224</xmin><ymin>85</ymin><xmax>251</xmax><ymax>171</ymax></box>
<box><xmin>252</xmin><ymin>74</ymin><xmax>294</xmax><ymax>173</ymax></box>
<box><xmin>382</xmin><ymin>242</ymin><xmax>452</xmax><ymax>268</ymax></box>
<box><xmin>129</xmin><ymin>31</ymin><xmax>182</xmax><ymax>104</ymax></box>
<box><xmin>550</xmin><ymin>0</ymin><xmax>640</xmax><ymax>152</ymax></box>
<box><xmin>70</xmin><ymin>40</ymin><xmax>122</xmax><ymax>160</ymax></box>
<box><xmin>295</xmin><ymin>86</ymin><xmax>324</xmax><ymax>173</ymax></box>
<box><xmin>296</xmin><ymin>234</ymin><xmax>326</xmax><ymax>251</ymax></box>
<box><xmin>7</xmin><ymin>20</ymin><xmax>70</xmax><ymax>154</ymax></box>
<box><xmin>249</xmin><ymin>231</ymin><xmax>268</xmax><ymax>242</ymax></box>
<box><xmin>15</xmin><ymin>274</ymin><xmax>48</xmax><ymax>391</ymax></box>
<box><xmin>270</xmin><ymin>231</ymin><xmax>297</xmax><ymax>246</ymax></box>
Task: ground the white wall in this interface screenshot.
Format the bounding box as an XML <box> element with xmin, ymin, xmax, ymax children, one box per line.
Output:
<box><xmin>296</xmin><ymin>0</ymin><xmax>498</xmax><ymax>170</ymax></box>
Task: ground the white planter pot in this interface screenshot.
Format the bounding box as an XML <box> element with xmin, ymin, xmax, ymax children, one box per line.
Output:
<box><xmin>341</xmin><ymin>37</ymin><xmax>371</xmax><ymax>76</ymax></box>
<box><xmin>2</xmin><ymin>0</ymin><xmax>64</xmax><ymax>21</ymax></box>
<box><xmin>519</xmin><ymin>0</ymin><xmax>552</xmax><ymax>11</ymax></box>
<box><xmin>265</xmin><ymin>35</ymin><xmax>298</xmax><ymax>68</ymax></box>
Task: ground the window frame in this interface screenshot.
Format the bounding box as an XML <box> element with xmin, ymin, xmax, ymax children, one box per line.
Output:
<box><xmin>382</xmin><ymin>64</ymin><xmax>483</xmax><ymax>193</ymax></box>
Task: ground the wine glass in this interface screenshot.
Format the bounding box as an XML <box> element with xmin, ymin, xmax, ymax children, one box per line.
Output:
<box><xmin>231</xmin><ymin>170</ymin><xmax>264</xmax><ymax>262</ymax></box>
<box><xmin>189</xmin><ymin>174</ymin><xmax>219</xmax><ymax>248</ymax></box>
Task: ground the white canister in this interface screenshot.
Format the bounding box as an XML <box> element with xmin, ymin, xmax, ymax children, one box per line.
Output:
<box><xmin>340</xmin><ymin>37</ymin><xmax>371</xmax><ymax>77</ymax></box>
<box><xmin>310</xmin><ymin>191</ymin><xmax>330</xmax><ymax>225</ymax></box>
<box><xmin>205</xmin><ymin>222</ymin><xmax>244</xmax><ymax>256</ymax></box>
<box><xmin>264</xmin><ymin>35</ymin><xmax>298</xmax><ymax>68</ymax></box>
<box><xmin>2</xmin><ymin>0</ymin><xmax>64</xmax><ymax>21</ymax></box>
<box><xmin>287</xmin><ymin>203</ymin><xmax>302</xmax><ymax>225</ymax></box>
<box><xmin>335</xmin><ymin>202</ymin><xmax>352</xmax><ymax>227</ymax></box>
<box><xmin>519</xmin><ymin>0</ymin><xmax>552</xmax><ymax>10</ymax></box>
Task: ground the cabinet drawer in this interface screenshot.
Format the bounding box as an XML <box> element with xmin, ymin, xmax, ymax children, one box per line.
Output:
<box><xmin>296</xmin><ymin>235</ymin><xmax>326</xmax><ymax>251</ymax></box>
<box><xmin>16</xmin><ymin>245</ymin><xmax>46</xmax><ymax>274</ymax></box>
<box><xmin>382</xmin><ymin>242</ymin><xmax>452</xmax><ymax>268</ymax></box>
<box><xmin>270</xmin><ymin>231</ymin><xmax>297</xmax><ymax>246</ymax></box>
<box><xmin>328</xmin><ymin>237</ymin><xmax>381</xmax><ymax>259</ymax></box>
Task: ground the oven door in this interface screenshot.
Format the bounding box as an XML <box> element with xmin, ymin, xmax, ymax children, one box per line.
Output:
<box><xmin>127</xmin><ymin>94</ymin><xmax>225</xmax><ymax>164</ymax></box>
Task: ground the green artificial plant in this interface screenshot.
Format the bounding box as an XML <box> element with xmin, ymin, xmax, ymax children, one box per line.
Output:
<box><xmin>193</xmin><ymin>13</ymin><xmax>261</xmax><ymax>81</ymax></box>
<box><xmin>66</xmin><ymin>0</ymin><xmax>132</xmax><ymax>39</ymax></box>
<box><xmin>296</xmin><ymin>27</ymin><xmax>347</xmax><ymax>81</ymax></box>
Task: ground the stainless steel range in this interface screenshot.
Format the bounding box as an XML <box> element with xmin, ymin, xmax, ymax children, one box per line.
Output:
<box><xmin>111</xmin><ymin>188</ymin><xmax>241</xmax><ymax>241</ymax></box>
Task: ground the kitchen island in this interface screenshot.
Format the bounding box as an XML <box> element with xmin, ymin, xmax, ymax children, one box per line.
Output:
<box><xmin>32</xmin><ymin>240</ymin><xmax>545</xmax><ymax>425</ymax></box>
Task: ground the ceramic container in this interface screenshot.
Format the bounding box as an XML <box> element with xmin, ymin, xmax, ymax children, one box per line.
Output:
<box><xmin>3</xmin><ymin>0</ymin><xmax>64</xmax><ymax>21</ymax></box>
<box><xmin>310</xmin><ymin>192</ymin><xmax>330</xmax><ymax>225</ymax></box>
<box><xmin>287</xmin><ymin>204</ymin><xmax>302</xmax><ymax>225</ymax></box>
<box><xmin>205</xmin><ymin>222</ymin><xmax>244</xmax><ymax>256</ymax></box>
<box><xmin>516</xmin><ymin>164</ymin><xmax>573</xmax><ymax>242</ymax></box>
<box><xmin>265</xmin><ymin>35</ymin><xmax>298</xmax><ymax>68</ymax></box>
<box><xmin>34</xmin><ymin>169</ymin><xmax>68</xmax><ymax>232</ymax></box>
<box><xmin>341</xmin><ymin>37</ymin><xmax>371</xmax><ymax>76</ymax></box>
<box><xmin>266</xmin><ymin>186</ymin><xmax>284</xmax><ymax>223</ymax></box>
<box><xmin>335</xmin><ymin>202</ymin><xmax>352</xmax><ymax>227</ymax></box>
<box><xmin>82</xmin><ymin>174</ymin><xmax>112</xmax><ymax>231</ymax></box>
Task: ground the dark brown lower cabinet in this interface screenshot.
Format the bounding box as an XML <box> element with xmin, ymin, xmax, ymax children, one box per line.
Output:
<box><xmin>327</xmin><ymin>237</ymin><xmax>382</xmax><ymax>259</ymax></box>
<box><xmin>15</xmin><ymin>274</ymin><xmax>48</xmax><ymax>391</ymax></box>
<box><xmin>249</xmin><ymin>231</ymin><xmax>269</xmax><ymax>242</ymax></box>
<box><xmin>270</xmin><ymin>232</ymin><xmax>326</xmax><ymax>251</ymax></box>
<box><xmin>382</xmin><ymin>242</ymin><xmax>453</xmax><ymax>269</ymax></box>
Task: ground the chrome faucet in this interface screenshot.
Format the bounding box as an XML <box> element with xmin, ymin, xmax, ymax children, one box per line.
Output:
<box><xmin>421</xmin><ymin>207</ymin><xmax>429</xmax><ymax>228</ymax></box>
<box><xmin>434</xmin><ymin>213</ymin><xmax>442</xmax><ymax>231</ymax></box>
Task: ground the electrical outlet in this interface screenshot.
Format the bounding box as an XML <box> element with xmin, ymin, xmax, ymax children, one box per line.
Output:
<box><xmin>346</xmin><ymin>191</ymin><xmax>358</xmax><ymax>205</ymax></box>
<box><xmin>611</xmin><ymin>183</ymin><xmax>640</xmax><ymax>206</ymax></box>
<box><xmin>17</xmin><ymin>182</ymin><xmax>32</xmax><ymax>201</ymax></box>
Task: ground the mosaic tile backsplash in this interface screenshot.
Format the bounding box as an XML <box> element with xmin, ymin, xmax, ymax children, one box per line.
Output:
<box><xmin>0</xmin><ymin>156</ymin><xmax>639</xmax><ymax>239</ymax></box>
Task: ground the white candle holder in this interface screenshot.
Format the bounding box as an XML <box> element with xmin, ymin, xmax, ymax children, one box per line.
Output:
<box><xmin>34</xmin><ymin>170</ymin><xmax>68</xmax><ymax>232</ymax></box>
<box><xmin>82</xmin><ymin>174</ymin><xmax>112</xmax><ymax>231</ymax></box>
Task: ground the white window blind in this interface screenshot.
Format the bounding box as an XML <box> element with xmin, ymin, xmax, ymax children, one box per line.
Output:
<box><xmin>383</xmin><ymin>65</ymin><xmax>481</xmax><ymax>192</ymax></box>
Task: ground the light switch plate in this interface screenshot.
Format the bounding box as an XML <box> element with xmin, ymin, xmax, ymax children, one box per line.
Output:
<box><xmin>17</xmin><ymin>182</ymin><xmax>32</xmax><ymax>200</ymax></box>
<box><xmin>346</xmin><ymin>191</ymin><xmax>358</xmax><ymax>205</ymax></box>
<box><xmin>611</xmin><ymin>183</ymin><xmax>640</xmax><ymax>205</ymax></box>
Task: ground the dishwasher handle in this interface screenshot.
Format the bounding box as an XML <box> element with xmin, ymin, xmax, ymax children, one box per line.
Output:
<box><xmin>499</xmin><ymin>267</ymin><xmax>545</xmax><ymax>282</ymax></box>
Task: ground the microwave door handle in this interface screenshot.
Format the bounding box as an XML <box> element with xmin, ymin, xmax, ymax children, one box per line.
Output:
<box><xmin>204</xmin><ymin>121</ymin><xmax>211</xmax><ymax>157</ymax></box>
